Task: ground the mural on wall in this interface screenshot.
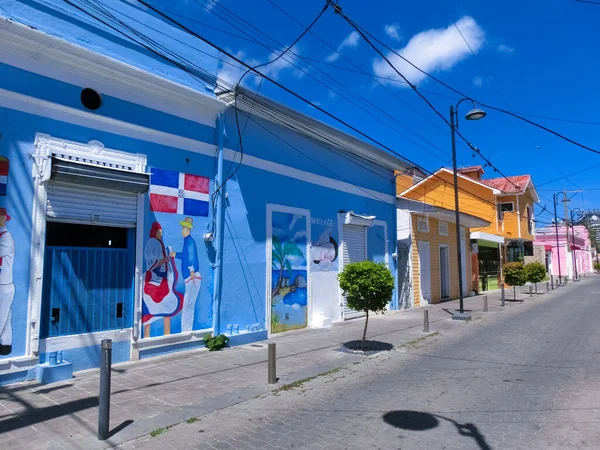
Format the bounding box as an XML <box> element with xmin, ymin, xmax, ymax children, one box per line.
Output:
<box><xmin>0</xmin><ymin>207</ymin><xmax>15</xmax><ymax>355</ymax></box>
<box><xmin>271</xmin><ymin>211</ymin><xmax>308</xmax><ymax>333</ymax></box>
<box><xmin>310</xmin><ymin>217</ymin><xmax>338</xmax><ymax>272</ymax></box>
<box><xmin>142</xmin><ymin>168</ymin><xmax>211</xmax><ymax>338</ymax></box>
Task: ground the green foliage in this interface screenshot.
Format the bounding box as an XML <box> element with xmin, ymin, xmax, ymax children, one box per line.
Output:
<box><xmin>338</xmin><ymin>261</ymin><xmax>394</xmax><ymax>313</ymax></box>
<box><xmin>338</xmin><ymin>261</ymin><xmax>394</xmax><ymax>339</ymax></box>
<box><xmin>594</xmin><ymin>261</ymin><xmax>600</xmax><ymax>273</ymax></box>
<box><xmin>203</xmin><ymin>333</ymin><xmax>229</xmax><ymax>351</ymax></box>
<box><xmin>503</xmin><ymin>262</ymin><xmax>527</xmax><ymax>287</ymax></box>
<box><xmin>150</xmin><ymin>427</ymin><xmax>167</xmax><ymax>438</ymax></box>
<box><xmin>524</xmin><ymin>262</ymin><xmax>547</xmax><ymax>284</ymax></box>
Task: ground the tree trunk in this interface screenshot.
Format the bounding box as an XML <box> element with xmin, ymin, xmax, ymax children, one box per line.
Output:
<box><xmin>274</xmin><ymin>260</ymin><xmax>284</xmax><ymax>295</ymax></box>
<box><xmin>362</xmin><ymin>310</ymin><xmax>369</xmax><ymax>341</ymax></box>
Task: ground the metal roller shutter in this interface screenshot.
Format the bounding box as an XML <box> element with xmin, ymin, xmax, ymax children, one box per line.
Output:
<box><xmin>46</xmin><ymin>182</ymin><xmax>139</xmax><ymax>227</ymax></box>
<box><xmin>342</xmin><ymin>224</ymin><xmax>367</xmax><ymax>320</ymax></box>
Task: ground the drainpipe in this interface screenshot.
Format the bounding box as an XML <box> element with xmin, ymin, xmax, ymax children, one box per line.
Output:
<box><xmin>212</xmin><ymin>112</ymin><xmax>226</xmax><ymax>335</ymax></box>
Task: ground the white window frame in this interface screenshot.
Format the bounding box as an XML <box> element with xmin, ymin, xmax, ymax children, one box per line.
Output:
<box><xmin>438</xmin><ymin>221</ymin><xmax>449</xmax><ymax>236</ymax></box>
<box><xmin>497</xmin><ymin>202</ymin><xmax>514</xmax><ymax>221</ymax></box>
<box><xmin>417</xmin><ymin>217</ymin><xmax>429</xmax><ymax>233</ymax></box>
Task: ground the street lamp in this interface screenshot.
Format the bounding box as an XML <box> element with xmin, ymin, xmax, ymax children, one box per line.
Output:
<box><xmin>450</xmin><ymin>98</ymin><xmax>486</xmax><ymax>320</ymax></box>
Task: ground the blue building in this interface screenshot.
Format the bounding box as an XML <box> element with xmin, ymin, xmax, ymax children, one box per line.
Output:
<box><xmin>0</xmin><ymin>4</ymin><xmax>410</xmax><ymax>385</ymax></box>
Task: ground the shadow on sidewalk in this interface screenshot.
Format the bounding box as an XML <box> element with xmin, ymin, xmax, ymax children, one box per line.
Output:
<box><xmin>383</xmin><ymin>410</ymin><xmax>491</xmax><ymax>450</ymax></box>
<box><xmin>0</xmin><ymin>394</ymin><xmax>98</xmax><ymax>434</ymax></box>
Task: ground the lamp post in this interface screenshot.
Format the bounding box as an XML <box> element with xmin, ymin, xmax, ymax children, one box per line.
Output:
<box><xmin>450</xmin><ymin>99</ymin><xmax>486</xmax><ymax>321</ymax></box>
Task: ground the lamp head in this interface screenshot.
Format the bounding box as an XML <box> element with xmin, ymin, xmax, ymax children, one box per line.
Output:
<box><xmin>465</xmin><ymin>108</ymin><xmax>486</xmax><ymax>121</ymax></box>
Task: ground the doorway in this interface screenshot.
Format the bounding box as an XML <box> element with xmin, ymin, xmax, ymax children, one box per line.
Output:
<box><xmin>41</xmin><ymin>222</ymin><xmax>135</xmax><ymax>338</ymax></box>
<box><xmin>439</xmin><ymin>245</ymin><xmax>450</xmax><ymax>299</ymax></box>
<box><xmin>417</xmin><ymin>241</ymin><xmax>431</xmax><ymax>306</ymax></box>
<box><xmin>267</xmin><ymin>206</ymin><xmax>311</xmax><ymax>333</ymax></box>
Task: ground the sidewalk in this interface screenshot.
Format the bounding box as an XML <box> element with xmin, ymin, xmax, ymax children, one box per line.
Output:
<box><xmin>0</xmin><ymin>281</ymin><xmax>574</xmax><ymax>449</ymax></box>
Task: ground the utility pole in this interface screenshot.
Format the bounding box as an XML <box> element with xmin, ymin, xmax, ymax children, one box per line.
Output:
<box><xmin>562</xmin><ymin>191</ymin><xmax>571</xmax><ymax>280</ymax></box>
<box><xmin>570</xmin><ymin>209</ymin><xmax>578</xmax><ymax>280</ymax></box>
<box><xmin>553</xmin><ymin>194</ymin><xmax>562</xmax><ymax>284</ymax></box>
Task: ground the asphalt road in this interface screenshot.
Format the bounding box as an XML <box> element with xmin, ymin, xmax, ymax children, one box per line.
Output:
<box><xmin>121</xmin><ymin>277</ymin><xmax>600</xmax><ymax>450</ymax></box>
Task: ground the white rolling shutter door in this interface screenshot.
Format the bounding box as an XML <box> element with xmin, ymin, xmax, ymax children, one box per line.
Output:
<box><xmin>342</xmin><ymin>224</ymin><xmax>367</xmax><ymax>320</ymax></box>
<box><xmin>46</xmin><ymin>182</ymin><xmax>138</xmax><ymax>227</ymax></box>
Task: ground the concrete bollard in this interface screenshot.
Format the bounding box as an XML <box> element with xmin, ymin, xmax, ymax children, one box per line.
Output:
<box><xmin>98</xmin><ymin>339</ymin><xmax>112</xmax><ymax>441</ymax></box>
<box><xmin>501</xmin><ymin>284</ymin><xmax>505</xmax><ymax>307</ymax></box>
<box><xmin>551</xmin><ymin>275</ymin><xmax>554</xmax><ymax>290</ymax></box>
<box><xmin>268</xmin><ymin>343</ymin><xmax>277</xmax><ymax>384</ymax></box>
<box><xmin>546</xmin><ymin>281</ymin><xmax>550</xmax><ymax>292</ymax></box>
<box><xmin>483</xmin><ymin>296</ymin><xmax>488</xmax><ymax>312</ymax></box>
<box><xmin>529</xmin><ymin>285</ymin><xmax>533</xmax><ymax>297</ymax></box>
<box><xmin>423</xmin><ymin>309</ymin><xmax>429</xmax><ymax>333</ymax></box>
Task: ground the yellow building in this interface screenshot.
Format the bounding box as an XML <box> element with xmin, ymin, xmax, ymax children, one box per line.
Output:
<box><xmin>398</xmin><ymin>166</ymin><xmax>539</xmax><ymax>293</ymax></box>
<box><xmin>396</xmin><ymin>197</ymin><xmax>489</xmax><ymax>307</ymax></box>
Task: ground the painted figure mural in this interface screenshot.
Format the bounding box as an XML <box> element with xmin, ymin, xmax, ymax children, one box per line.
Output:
<box><xmin>142</xmin><ymin>222</ymin><xmax>183</xmax><ymax>337</ymax></box>
<box><xmin>170</xmin><ymin>217</ymin><xmax>202</xmax><ymax>333</ymax></box>
<box><xmin>0</xmin><ymin>208</ymin><xmax>14</xmax><ymax>355</ymax></box>
<box><xmin>311</xmin><ymin>225</ymin><xmax>338</xmax><ymax>272</ymax></box>
<box><xmin>143</xmin><ymin>168</ymin><xmax>211</xmax><ymax>338</ymax></box>
<box><xmin>271</xmin><ymin>211</ymin><xmax>308</xmax><ymax>333</ymax></box>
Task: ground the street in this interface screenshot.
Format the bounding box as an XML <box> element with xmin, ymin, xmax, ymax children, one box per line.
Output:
<box><xmin>122</xmin><ymin>277</ymin><xmax>600</xmax><ymax>450</ymax></box>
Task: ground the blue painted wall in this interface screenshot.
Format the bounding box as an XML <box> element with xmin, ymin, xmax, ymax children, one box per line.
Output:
<box><xmin>218</xmin><ymin>109</ymin><xmax>398</xmax><ymax>333</ymax></box>
<box><xmin>0</xmin><ymin>61</ymin><xmax>217</xmax><ymax>364</ymax></box>
<box><xmin>0</xmin><ymin>50</ymin><xmax>399</xmax><ymax>378</ymax></box>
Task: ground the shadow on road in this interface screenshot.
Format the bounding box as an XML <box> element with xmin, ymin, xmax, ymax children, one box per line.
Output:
<box><xmin>383</xmin><ymin>410</ymin><xmax>491</xmax><ymax>450</ymax></box>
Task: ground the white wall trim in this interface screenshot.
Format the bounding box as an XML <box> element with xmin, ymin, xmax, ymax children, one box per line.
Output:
<box><xmin>266</xmin><ymin>204</ymin><xmax>312</xmax><ymax>333</ymax></box>
<box><xmin>0</xmin><ymin>356</ymin><xmax>39</xmax><ymax>375</ymax></box>
<box><xmin>39</xmin><ymin>329</ymin><xmax>131</xmax><ymax>354</ymax></box>
<box><xmin>0</xmin><ymin>88</ymin><xmax>395</xmax><ymax>206</ymax></box>
<box><xmin>224</xmin><ymin>149</ymin><xmax>394</xmax><ymax>205</ymax></box>
<box><xmin>0</xmin><ymin>19</ymin><xmax>224</xmax><ymax>127</ymax></box>
<box><xmin>516</xmin><ymin>195</ymin><xmax>522</xmax><ymax>238</ymax></box>
<box><xmin>131</xmin><ymin>193</ymin><xmax>145</xmax><ymax>360</ymax></box>
<box><xmin>134</xmin><ymin>328</ymin><xmax>212</xmax><ymax>351</ymax></box>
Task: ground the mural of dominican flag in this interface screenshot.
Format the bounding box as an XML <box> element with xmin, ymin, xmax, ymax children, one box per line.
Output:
<box><xmin>0</xmin><ymin>157</ymin><xmax>9</xmax><ymax>196</ymax></box>
<box><xmin>149</xmin><ymin>168</ymin><xmax>210</xmax><ymax>216</ymax></box>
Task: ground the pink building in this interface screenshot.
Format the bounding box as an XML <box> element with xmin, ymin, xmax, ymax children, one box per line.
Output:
<box><xmin>535</xmin><ymin>225</ymin><xmax>593</xmax><ymax>280</ymax></box>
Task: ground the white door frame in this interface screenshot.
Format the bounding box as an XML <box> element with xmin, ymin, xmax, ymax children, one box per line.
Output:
<box><xmin>439</xmin><ymin>244</ymin><xmax>451</xmax><ymax>299</ymax></box>
<box><xmin>266</xmin><ymin>204</ymin><xmax>312</xmax><ymax>333</ymax></box>
<box><xmin>417</xmin><ymin>240</ymin><xmax>431</xmax><ymax>306</ymax></box>
<box><xmin>338</xmin><ymin>215</ymin><xmax>369</xmax><ymax>320</ymax></box>
<box><xmin>27</xmin><ymin>133</ymin><xmax>147</xmax><ymax>356</ymax></box>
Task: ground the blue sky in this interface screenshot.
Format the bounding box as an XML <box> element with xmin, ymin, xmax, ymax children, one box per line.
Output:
<box><xmin>151</xmin><ymin>0</ymin><xmax>600</xmax><ymax>225</ymax></box>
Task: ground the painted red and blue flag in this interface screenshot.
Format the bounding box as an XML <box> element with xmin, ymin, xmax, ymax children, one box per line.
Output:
<box><xmin>149</xmin><ymin>168</ymin><xmax>210</xmax><ymax>216</ymax></box>
<box><xmin>0</xmin><ymin>157</ymin><xmax>9</xmax><ymax>196</ymax></box>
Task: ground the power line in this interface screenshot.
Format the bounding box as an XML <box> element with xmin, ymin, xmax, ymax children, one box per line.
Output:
<box><xmin>193</xmin><ymin>0</ymin><xmax>454</xmax><ymax>163</ymax></box>
<box><xmin>327</xmin><ymin>3</ymin><xmax>543</xmax><ymax>208</ymax></box>
<box><xmin>341</xmin><ymin>8</ymin><xmax>600</xmax><ymax>156</ymax></box>
<box><xmin>435</xmin><ymin>0</ymin><xmax>583</xmax><ymax>191</ymax></box>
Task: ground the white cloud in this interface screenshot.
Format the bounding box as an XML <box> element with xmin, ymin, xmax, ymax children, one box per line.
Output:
<box><xmin>205</xmin><ymin>0</ymin><xmax>220</xmax><ymax>12</ymax></box>
<box><xmin>372</xmin><ymin>16</ymin><xmax>485</xmax><ymax>87</ymax></box>
<box><xmin>325</xmin><ymin>31</ymin><xmax>360</xmax><ymax>62</ymax></box>
<box><xmin>216</xmin><ymin>48</ymin><xmax>305</xmax><ymax>91</ymax></box>
<box><xmin>497</xmin><ymin>44</ymin><xmax>514</xmax><ymax>54</ymax></box>
<box><xmin>384</xmin><ymin>23</ymin><xmax>402</xmax><ymax>41</ymax></box>
<box><xmin>473</xmin><ymin>75</ymin><xmax>483</xmax><ymax>87</ymax></box>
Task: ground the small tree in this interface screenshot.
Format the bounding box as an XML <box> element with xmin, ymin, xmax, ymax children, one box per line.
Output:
<box><xmin>524</xmin><ymin>262</ymin><xmax>547</xmax><ymax>294</ymax></box>
<box><xmin>338</xmin><ymin>261</ymin><xmax>394</xmax><ymax>340</ymax></box>
<box><xmin>594</xmin><ymin>261</ymin><xmax>600</xmax><ymax>274</ymax></box>
<box><xmin>503</xmin><ymin>262</ymin><xmax>526</xmax><ymax>300</ymax></box>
